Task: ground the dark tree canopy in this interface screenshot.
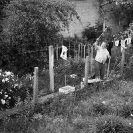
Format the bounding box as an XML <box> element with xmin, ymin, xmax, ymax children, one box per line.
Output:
<box><xmin>0</xmin><ymin>0</ymin><xmax>79</xmax><ymax>76</ymax></box>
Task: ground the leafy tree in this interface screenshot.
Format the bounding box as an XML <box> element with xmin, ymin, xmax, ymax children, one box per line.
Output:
<box><xmin>1</xmin><ymin>0</ymin><xmax>79</xmax><ymax>76</ymax></box>
<box><xmin>81</xmin><ymin>21</ymin><xmax>103</xmax><ymax>42</ymax></box>
<box><xmin>97</xmin><ymin>0</ymin><xmax>133</xmax><ymax>30</ymax></box>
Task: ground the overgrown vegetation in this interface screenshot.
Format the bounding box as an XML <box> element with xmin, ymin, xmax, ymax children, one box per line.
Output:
<box><xmin>1</xmin><ymin>0</ymin><xmax>133</xmax><ymax>133</ymax></box>
<box><xmin>0</xmin><ymin>0</ymin><xmax>79</xmax><ymax>75</ymax></box>
<box><xmin>1</xmin><ymin>79</ymin><xmax>133</xmax><ymax>133</ymax></box>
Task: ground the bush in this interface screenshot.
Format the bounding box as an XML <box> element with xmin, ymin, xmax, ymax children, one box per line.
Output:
<box><xmin>0</xmin><ymin>70</ymin><xmax>33</xmax><ymax>110</ymax></box>
<box><xmin>96</xmin><ymin>114</ymin><xmax>133</xmax><ymax>133</ymax></box>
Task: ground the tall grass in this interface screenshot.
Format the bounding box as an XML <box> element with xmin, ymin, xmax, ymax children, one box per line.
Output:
<box><xmin>1</xmin><ymin>79</ymin><xmax>133</xmax><ymax>133</ymax></box>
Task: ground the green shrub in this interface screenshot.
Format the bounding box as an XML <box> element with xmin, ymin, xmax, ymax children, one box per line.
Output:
<box><xmin>96</xmin><ymin>114</ymin><xmax>133</xmax><ymax>133</ymax></box>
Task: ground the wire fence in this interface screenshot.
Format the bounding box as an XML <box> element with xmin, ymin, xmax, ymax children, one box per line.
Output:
<box><xmin>1</xmin><ymin>42</ymin><xmax>133</xmax><ymax>111</ymax></box>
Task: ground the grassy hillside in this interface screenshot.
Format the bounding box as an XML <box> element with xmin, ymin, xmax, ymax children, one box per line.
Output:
<box><xmin>1</xmin><ymin>78</ymin><xmax>133</xmax><ymax>133</ymax></box>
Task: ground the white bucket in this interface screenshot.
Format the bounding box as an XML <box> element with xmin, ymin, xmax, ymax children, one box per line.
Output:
<box><xmin>59</xmin><ymin>86</ymin><xmax>75</xmax><ymax>94</ymax></box>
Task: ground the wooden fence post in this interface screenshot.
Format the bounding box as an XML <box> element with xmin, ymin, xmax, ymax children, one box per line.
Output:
<box><xmin>78</xmin><ymin>44</ymin><xmax>80</xmax><ymax>62</ymax></box>
<box><xmin>90</xmin><ymin>46</ymin><xmax>93</xmax><ymax>75</ymax></box>
<box><xmin>84</xmin><ymin>56</ymin><xmax>89</xmax><ymax>87</ymax></box>
<box><xmin>84</xmin><ymin>45</ymin><xmax>86</xmax><ymax>61</ymax></box>
<box><xmin>121</xmin><ymin>49</ymin><xmax>125</xmax><ymax>75</ymax></box>
<box><xmin>56</xmin><ymin>44</ymin><xmax>58</xmax><ymax>61</ymax></box>
<box><xmin>33</xmin><ymin>67</ymin><xmax>39</xmax><ymax>106</ymax></box>
<box><xmin>49</xmin><ymin>45</ymin><xmax>54</xmax><ymax>92</ymax></box>
<box><xmin>74</xmin><ymin>43</ymin><xmax>76</xmax><ymax>59</ymax></box>
<box><xmin>81</xmin><ymin>44</ymin><xmax>83</xmax><ymax>58</ymax></box>
<box><xmin>88</xmin><ymin>44</ymin><xmax>90</xmax><ymax>56</ymax></box>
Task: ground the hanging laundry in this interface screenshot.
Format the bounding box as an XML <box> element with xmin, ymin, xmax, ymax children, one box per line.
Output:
<box><xmin>115</xmin><ymin>40</ymin><xmax>119</xmax><ymax>46</ymax></box>
<box><xmin>121</xmin><ymin>39</ymin><xmax>127</xmax><ymax>52</ymax></box>
<box><xmin>60</xmin><ymin>45</ymin><xmax>68</xmax><ymax>60</ymax></box>
<box><xmin>127</xmin><ymin>37</ymin><xmax>132</xmax><ymax>45</ymax></box>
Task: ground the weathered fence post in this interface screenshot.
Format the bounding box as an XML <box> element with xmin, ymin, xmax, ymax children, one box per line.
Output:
<box><xmin>74</xmin><ymin>43</ymin><xmax>76</xmax><ymax>59</ymax></box>
<box><xmin>88</xmin><ymin>44</ymin><xmax>90</xmax><ymax>56</ymax></box>
<box><xmin>84</xmin><ymin>56</ymin><xmax>89</xmax><ymax>87</ymax></box>
<box><xmin>90</xmin><ymin>46</ymin><xmax>93</xmax><ymax>75</ymax></box>
<box><xmin>81</xmin><ymin>44</ymin><xmax>83</xmax><ymax>58</ymax></box>
<box><xmin>33</xmin><ymin>67</ymin><xmax>39</xmax><ymax>106</ymax></box>
<box><xmin>121</xmin><ymin>49</ymin><xmax>125</xmax><ymax>75</ymax></box>
<box><xmin>84</xmin><ymin>45</ymin><xmax>86</xmax><ymax>61</ymax></box>
<box><xmin>49</xmin><ymin>45</ymin><xmax>54</xmax><ymax>92</ymax></box>
<box><xmin>78</xmin><ymin>44</ymin><xmax>80</xmax><ymax>62</ymax></box>
<box><xmin>56</xmin><ymin>44</ymin><xmax>58</xmax><ymax>61</ymax></box>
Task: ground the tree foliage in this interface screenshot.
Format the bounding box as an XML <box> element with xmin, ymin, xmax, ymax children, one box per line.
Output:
<box><xmin>81</xmin><ymin>21</ymin><xmax>103</xmax><ymax>42</ymax></box>
<box><xmin>5</xmin><ymin>0</ymin><xmax>79</xmax><ymax>47</ymax></box>
<box><xmin>97</xmin><ymin>0</ymin><xmax>133</xmax><ymax>27</ymax></box>
<box><xmin>1</xmin><ymin>0</ymin><xmax>79</xmax><ymax>75</ymax></box>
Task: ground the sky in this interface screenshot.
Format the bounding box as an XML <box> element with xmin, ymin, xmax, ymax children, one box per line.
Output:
<box><xmin>61</xmin><ymin>0</ymin><xmax>100</xmax><ymax>37</ymax></box>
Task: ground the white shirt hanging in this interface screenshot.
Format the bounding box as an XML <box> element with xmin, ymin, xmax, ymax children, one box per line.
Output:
<box><xmin>115</xmin><ymin>40</ymin><xmax>119</xmax><ymax>46</ymax></box>
<box><xmin>121</xmin><ymin>39</ymin><xmax>127</xmax><ymax>52</ymax></box>
<box><xmin>60</xmin><ymin>45</ymin><xmax>68</xmax><ymax>60</ymax></box>
<box><xmin>127</xmin><ymin>37</ymin><xmax>132</xmax><ymax>45</ymax></box>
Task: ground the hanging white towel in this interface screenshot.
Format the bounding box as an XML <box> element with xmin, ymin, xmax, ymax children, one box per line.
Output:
<box><xmin>60</xmin><ymin>45</ymin><xmax>68</xmax><ymax>60</ymax></box>
<box><xmin>115</xmin><ymin>40</ymin><xmax>119</xmax><ymax>46</ymax></box>
<box><xmin>121</xmin><ymin>39</ymin><xmax>127</xmax><ymax>52</ymax></box>
<box><xmin>127</xmin><ymin>37</ymin><xmax>132</xmax><ymax>45</ymax></box>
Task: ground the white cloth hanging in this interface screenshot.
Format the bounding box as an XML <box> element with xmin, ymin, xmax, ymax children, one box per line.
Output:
<box><xmin>127</xmin><ymin>37</ymin><xmax>132</xmax><ymax>45</ymax></box>
<box><xmin>115</xmin><ymin>40</ymin><xmax>119</xmax><ymax>46</ymax></box>
<box><xmin>121</xmin><ymin>39</ymin><xmax>127</xmax><ymax>52</ymax></box>
<box><xmin>60</xmin><ymin>45</ymin><xmax>68</xmax><ymax>60</ymax></box>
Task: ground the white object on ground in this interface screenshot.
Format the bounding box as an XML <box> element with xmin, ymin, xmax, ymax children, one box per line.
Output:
<box><xmin>33</xmin><ymin>113</ymin><xmax>43</xmax><ymax>120</ymax></box>
<box><xmin>70</xmin><ymin>74</ymin><xmax>77</xmax><ymax>78</ymax></box>
<box><xmin>59</xmin><ymin>86</ymin><xmax>75</xmax><ymax>94</ymax></box>
<box><xmin>83</xmin><ymin>77</ymin><xmax>102</xmax><ymax>83</ymax></box>
<box><xmin>1</xmin><ymin>99</ymin><xmax>6</xmax><ymax>105</ymax></box>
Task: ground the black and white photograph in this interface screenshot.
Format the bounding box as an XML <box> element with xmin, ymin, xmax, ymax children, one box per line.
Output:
<box><xmin>0</xmin><ymin>0</ymin><xmax>133</xmax><ymax>132</ymax></box>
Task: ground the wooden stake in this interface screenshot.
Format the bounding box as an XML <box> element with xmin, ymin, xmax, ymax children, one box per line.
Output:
<box><xmin>121</xmin><ymin>49</ymin><xmax>125</xmax><ymax>75</ymax></box>
<box><xmin>56</xmin><ymin>44</ymin><xmax>58</xmax><ymax>61</ymax></box>
<box><xmin>49</xmin><ymin>45</ymin><xmax>54</xmax><ymax>92</ymax></box>
<box><xmin>90</xmin><ymin>46</ymin><xmax>93</xmax><ymax>75</ymax></box>
<box><xmin>76</xmin><ymin>50</ymin><xmax>78</xmax><ymax>62</ymax></box>
<box><xmin>78</xmin><ymin>44</ymin><xmax>80</xmax><ymax>62</ymax></box>
<box><xmin>84</xmin><ymin>45</ymin><xmax>86</xmax><ymax>60</ymax></box>
<box><xmin>107</xmin><ymin>58</ymin><xmax>111</xmax><ymax>78</ymax></box>
<box><xmin>65</xmin><ymin>74</ymin><xmax>66</xmax><ymax>86</ymax></box>
<box><xmin>88</xmin><ymin>44</ymin><xmax>90</xmax><ymax>56</ymax></box>
<box><xmin>84</xmin><ymin>56</ymin><xmax>89</xmax><ymax>86</ymax></box>
<box><xmin>69</xmin><ymin>36</ymin><xmax>70</xmax><ymax>57</ymax></box>
<box><xmin>81</xmin><ymin>44</ymin><xmax>83</xmax><ymax>58</ymax></box>
<box><xmin>74</xmin><ymin>43</ymin><xmax>76</xmax><ymax>59</ymax></box>
<box><xmin>33</xmin><ymin>67</ymin><xmax>39</xmax><ymax>106</ymax></box>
